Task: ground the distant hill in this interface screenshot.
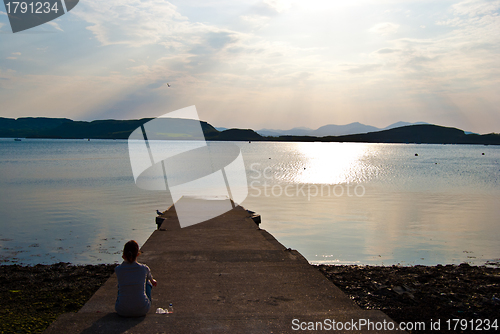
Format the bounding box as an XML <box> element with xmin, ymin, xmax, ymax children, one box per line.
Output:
<box><xmin>257</xmin><ymin>126</ymin><xmax>313</xmax><ymax>137</ymax></box>
<box><xmin>0</xmin><ymin>117</ymin><xmax>73</xmax><ymax>138</ymax></box>
<box><xmin>312</xmin><ymin>122</ymin><xmax>380</xmax><ymax>136</ymax></box>
<box><xmin>257</xmin><ymin>121</ymin><xmax>429</xmax><ymax>137</ymax></box>
<box><xmin>214</xmin><ymin>129</ymin><xmax>263</xmax><ymax>141</ymax></box>
<box><xmin>382</xmin><ymin>121</ymin><xmax>429</xmax><ymax>130</ymax></box>
<box><xmin>332</xmin><ymin>124</ymin><xmax>499</xmax><ymax>145</ymax></box>
<box><xmin>2</xmin><ymin>117</ymin><xmax>498</xmax><ymax>145</ymax></box>
<box><xmin>0</xmin><ymin>117</ymin><xmax>261</xmax><ymax>141</ymax></box>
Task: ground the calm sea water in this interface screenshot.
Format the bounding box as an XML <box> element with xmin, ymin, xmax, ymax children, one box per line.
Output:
<box><xmin>1</xmin><ymin>138</ymin><xmax>499</xmax><ymax>266</ymax></box>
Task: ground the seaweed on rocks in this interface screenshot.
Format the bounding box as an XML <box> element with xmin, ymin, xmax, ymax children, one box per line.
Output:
<box><xmin>317</xmin><ymin>264</ymin><xmax>500</xmax><ymax>333</ymax></box>
<box><xmin>0</xmin><ymin>263</ymin><xmax>116</xmax><ymax>334</ymax></box>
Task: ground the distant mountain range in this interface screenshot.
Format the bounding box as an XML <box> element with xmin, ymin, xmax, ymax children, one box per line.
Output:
<box><xmin>257</xmin><ymin>121</ymin><xmax>429</xmax><ymax>137</ymax></box>
<box><xmin>1</xmin><ymin>117</ymin><xmax>498</xmax><ymax>145</ymax></box>
<box><xmin>277</xmin><ymin>124</ymin><xmax>500</xmax><ymax>145</ymax></box>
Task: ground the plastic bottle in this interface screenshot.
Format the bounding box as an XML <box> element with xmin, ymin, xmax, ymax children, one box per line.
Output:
<box><xmin>169</xmin><ymin>303</ymin><xmax>173</xmax><ymax>313</ymax></box>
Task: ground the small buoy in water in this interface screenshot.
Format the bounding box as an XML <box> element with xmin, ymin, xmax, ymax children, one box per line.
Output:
<box><xmin>482</xmin><ymin>153</ymin><xmax>485</xmax><ymax>155</ymax></box>
<box><xmin>435</xmin><ymin>163</ymin><xmax>438</xmax><ymax>164</ymax></box>
<box><xmin>415</xmin><ymin>153</ymin><xmax>418</xmax><ymax>156</ymax></box>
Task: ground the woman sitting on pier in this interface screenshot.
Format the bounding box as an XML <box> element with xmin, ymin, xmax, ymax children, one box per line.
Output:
<box><xmin>115</xmin><ymin>240</ymin><xmax>157</xmax><ymax>317</ymax></box>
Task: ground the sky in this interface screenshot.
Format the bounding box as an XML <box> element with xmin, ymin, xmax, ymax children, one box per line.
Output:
<box><xmin>0</xmin><ymin>0</ymin><xmax>499</xmax><ymax>133</ymax></box>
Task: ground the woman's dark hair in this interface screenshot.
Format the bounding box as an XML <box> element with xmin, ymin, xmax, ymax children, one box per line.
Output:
<box><xmin>123</xmin><ymin>240</ymin><xmax>140</xmax><ymax>262</ymax></box>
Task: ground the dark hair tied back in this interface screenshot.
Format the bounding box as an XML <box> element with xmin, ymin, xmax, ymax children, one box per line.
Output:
<box><xmin>123</xmin><ymin>240</ymin><xmax>140</xmax><ymax>262</ymax></box>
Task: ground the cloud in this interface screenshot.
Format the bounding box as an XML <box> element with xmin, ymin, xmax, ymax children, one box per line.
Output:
<box><xmin>146</xmin><ymin>81</ymin><xmax>168</xmax><ymax>89</ymax></box>
<box><xmin>0</xmin><ymin>69</ymin><xmax>15</xmax><ymax>87</ymax></box>
<box><xmin>73</xmin><ymin>0</ymin><xmax>191</xmax><ymax>47</ymax></box>
<box><xmin>47</xmin><ymin>22</ymin><xmax>64</xmax><ymax>32</ymax></box>
<box><xmin>73</xmin><ymin>0</ymin><xmax>246</xmax><ymax>72</ymax></box>
<box><xmin>376</xmin><ymin>48</ymin><xmax>398</xmax><ymax>54</ymax></box>
<box><xmin>5</xmin><ymin>53</ymin><xmax>21</xmax><ymax>59</ymax></box>
<box><xmin>361</xmin><ymin>1</ymin><xmax>499</xmax><ymax>86</ymax></box>
<box><xmin>374</xmin><ymin>5</ymin><xmax>500</xmax><ymax>98</ymax></box>
<box><xmin>249</xmin><ymin>0</ymin><xmax>283</xmax><ymax>17</ymax></box>
<box><xmin>240</xmin><ymin>0</ymin><xmax>289</xmax><ymax>29</ymax></box>
<box><xmin>369</xmin><ymin>22</ymin><xmax>400</xmax><ymax>35</ymax></box>
<box><xmin>0</xmin><ymin>72</ymin><xmax>138</xmax><ymax>119</ymax></box>
<box><xmin>240</xmin><ymin>14</ymin><xmax>273</xmax><ymax>29</ymax></box>
<box><xmin>341</xmin><ymin>63</ymin><xmax>383</xmax><ymax>74</ymax></box>
<box><xmin>206</xmin><ymin>31</ymin><xmax>238</xmax><ymax>50</ymax></box>
<box><xmin>452</xmin><ymin>0</ymin><xmax>500</xmax><ymax>17</ymax></box>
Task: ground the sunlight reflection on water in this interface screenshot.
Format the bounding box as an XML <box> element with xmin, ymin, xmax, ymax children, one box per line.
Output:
<box><xmin>291</xmin><ymin>142</ymin><xmax>379</xmax><ymax>184</ymax></box>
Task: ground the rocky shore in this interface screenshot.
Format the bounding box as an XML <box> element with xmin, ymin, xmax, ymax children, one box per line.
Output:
<box><xmin>1</xmin><ymin>263</ymin><xmax>498</xmax><ymax>333</ymax></box>
<box><xmin>0</xmin><ymin>263</ymin><xmax>117</xmax><ymax>334</ymax></box>
<box><xmin>317</xmin><ymin>263</ymin><xmax>500</xmax><ymax>333</ymax></box>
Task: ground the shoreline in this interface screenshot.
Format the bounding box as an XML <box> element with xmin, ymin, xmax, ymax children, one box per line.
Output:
<box><xmin>0</xmin><ymin>263</ymin><xmax>116</xmax><ymax>334</ymax></box>
<box><xmin>317</xmin><ymin>264</ymin><xmax>499</xmax><ymax>333</ymax></box>
<box><xmin>1</xmin><ymin>263</ymin><xmax>498</xmax><ymax>333</ymax></box>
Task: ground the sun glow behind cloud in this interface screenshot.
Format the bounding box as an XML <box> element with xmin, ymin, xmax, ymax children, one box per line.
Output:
<box><xmin>0</xmin><ymin>0</ymin><xmax>499</xmax><ymax>133</ymax></box>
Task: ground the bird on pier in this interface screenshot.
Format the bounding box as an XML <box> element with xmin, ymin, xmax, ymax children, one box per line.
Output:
<box><xmin>156</xmin><ymin>210</ymin><xmax>163</xmax><ymax>216</ymax></box>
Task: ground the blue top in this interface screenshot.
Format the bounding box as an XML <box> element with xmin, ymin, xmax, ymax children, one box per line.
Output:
<box><xmin>115</xmin><ymin>261</ymin><xmax>153</xmax><ymax>317</ymax></box>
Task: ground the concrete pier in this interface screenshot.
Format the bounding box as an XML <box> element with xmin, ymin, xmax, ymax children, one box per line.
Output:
<box><xmin>45</xmin><ymin>199</ymin><xmax>405</xmax><ymax>333</ymax></box>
